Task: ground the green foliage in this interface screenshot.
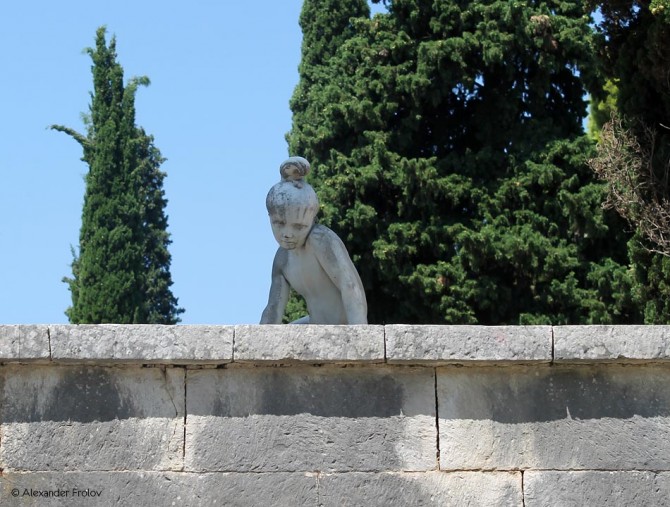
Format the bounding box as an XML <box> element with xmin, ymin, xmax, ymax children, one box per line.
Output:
<box><xmin>589</xmin><ymin>0</ymin><xmax>670</xmax><ymax>323</ymax></box>
<box><xmin>283</xmin><ymin>289</ymin><xmax>308</xmax><ymax>324</ymax></box>
<box><xmin>587</xmin><ymin>79</ymin><xmax>618</xmax><ymax>141</ymax></box>
<box><xmin>650</xmin><ymin>0</ymin><xmax>670</xmax><ymax>23</ymax></box>
<box><xmin>53</xmin><ymin>27</ymin><xmax>183</xmax><ymax>324</ymax></box>
<box><xmin>630</xmin><ymin>237</ymin><xmax>670</xmax><ymax>323</ymax></box>
<box><xmin>289</xmin><ymin>0</ymin><xmax>636</xmax><ymax>324</ymax></box>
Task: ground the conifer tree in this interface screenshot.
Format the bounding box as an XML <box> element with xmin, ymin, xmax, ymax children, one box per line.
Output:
<box><xmin>588</xmin><ymin>0</ymin><xmax>670</xmax><ymax>323</ymax></box>
<box><xmin>289</xmin><ymin>0</ymin><xmax>635</xmax><ymax>324</ymax></box>
<box><xmin>53</xmin><ymin>27</ymin><xmax>183</xmax><ymax>324</ymax></box>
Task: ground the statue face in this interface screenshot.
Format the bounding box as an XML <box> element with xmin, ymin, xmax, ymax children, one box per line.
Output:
<box><xmin>269</xmin><ymin>207</ymin><xmax>315</xmax><ymax>250</ymax></box>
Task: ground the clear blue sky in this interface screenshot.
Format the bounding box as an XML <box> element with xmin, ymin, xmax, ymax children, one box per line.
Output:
<box><xmin>0</xmin><ymin>1</ymin><xmax>381</xmax><ymax>324</ymax></box>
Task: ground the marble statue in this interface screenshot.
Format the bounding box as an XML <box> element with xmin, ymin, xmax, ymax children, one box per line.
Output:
<box><xmin>260</xmin><ymin>157</ymin><xmax>368</xmax><ymax>324</ymax></box>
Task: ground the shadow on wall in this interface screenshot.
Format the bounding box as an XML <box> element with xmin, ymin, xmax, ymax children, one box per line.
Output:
<box><xmin>438</xmin><ymin>365</ymin><xmax>670</xmax><ymax>423</ymax></box>
<box><xmin>183</xmin><ymin>366</ymin><xmax>437</xmax><ymax>473</ymax></box>
<box><xmin>2</xmin><ymin>364</ymin><xmax>670</xmax><ymax>424</ymax></box>
<box><xmin>210</xmin><ymin>370</ymin><xmax>405</xmax><ymax>418</ymax></box>
<box><xmin>0</xmin><ymin>367</ymin><xmax>181</xmax><ymax>424</ymax></box>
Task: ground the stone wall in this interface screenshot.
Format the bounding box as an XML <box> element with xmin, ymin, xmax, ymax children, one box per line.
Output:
<box><xmin>0</xmin><ymin>325</ymin><xmax>669</xmax><ymax>506</ymax></box>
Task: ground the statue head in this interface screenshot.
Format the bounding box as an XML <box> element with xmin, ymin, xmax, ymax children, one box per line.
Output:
<box><xmin>266</xmin><ymin>157</ymin><xmax>319</xmax><ymax>250</ymax></box>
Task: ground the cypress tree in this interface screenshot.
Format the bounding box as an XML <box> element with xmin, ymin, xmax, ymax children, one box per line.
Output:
<box><xmin>289</xmin><ymin>0</ymin><xmax>635</xmax><ymax>324</ymax></box>
<box><xmin>53</xmin><ymin>27</ymin><xmax>183</xmax><ymax>324</ymax></box>
<box><xmin>588</xmin><ymin>1</ymin><xmax>670</xmax><ymax>323</ymax></box>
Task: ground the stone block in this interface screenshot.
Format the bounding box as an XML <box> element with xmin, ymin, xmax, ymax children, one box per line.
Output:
<box><xmin>437</xmin><ymin>365</ymin><xmax>670</xmax><ymax>470</ymax></box>
<box><xmin>318</xmin><ymin>471</ymin><xmax>522</xmax><ymax>506</ymax></box>
<box><xmin>190</xmin><ymin>472</ymin><xmax>317</xmax><ymax>506</ymax></box>
<box><xmin>0</xmin><ymin>325</ymin><xmax>20</xmax><ymax>359</ymax></box>
<box><xmin>234</xmin><ymin>325</ymin><xmax>385</xmax><ymax>363</ymax></box>
<box><xmin>185</xmin><ymin>365</ymin><xmax>436</xmax><ymax>472</ymax></box>
<box><xmin>524</xmin><ymin>471</ymin><xmax>670</xmax><ymax>507</ymax></box>
<box><xmin>0</xmin><ymin>365</ymin><xmax>185</xmax><ymax>471</ymax></box>
<box><xmin>386</xmin><ymin>325</ymin><xmax>551</xmax><ymax>364</ymax></box>
<box><xmin>0</xmin><ymin>471</ymin><xmax>317</xmax><ymax>507</ymax></box>
<box><xmin>0</xmin><ymin>325</ymin><xmax>50</xmax><ymax>362</ymax></box>
<box><xmin>49</xmin><ymin>325</ymin><xmax>233</xmax><ymax>364</ymax></box>
<box><xmin>554</xmin><ymin>325</ymin><xmax>670</xmax><ymax>362</ymax></box>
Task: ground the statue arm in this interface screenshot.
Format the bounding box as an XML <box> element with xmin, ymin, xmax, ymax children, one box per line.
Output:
<box><xmin>311</xmin><ymin>227</ymin><xmax>368</xmax><ymax>324</ymax></box>
<box><xmin>260</xmin><ymin>250</ymin><xmax>290</xmax><ymax>324</ymax></box>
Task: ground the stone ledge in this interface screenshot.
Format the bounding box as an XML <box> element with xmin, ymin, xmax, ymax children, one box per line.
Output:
<box><xmin>234</xmin><ymin>324</ymin><xmax>385</xmax><ymax>363</ymax></box>
<box><xmin>554</xmin><ymin>325</ymin><xmax>670</xmax><ymax>363</ymax></box>
<box><xmin>49</xmin><ymin>325</ymin><xmax>233</xmax><ymax>364</ymax></box>
<box><xmin>1</xmin><ymin>325</ymin><xmax>669</xmax><ymax>366</ymax></box>
<box><xmin>386</xmin><ymin>325</ymin><xmax>552</xmax><ymax>364</ymax></box>
<box><xmin>0</xmin><ymin>325</ymin><xmax>50</xmax><ymax>362</ymax></box>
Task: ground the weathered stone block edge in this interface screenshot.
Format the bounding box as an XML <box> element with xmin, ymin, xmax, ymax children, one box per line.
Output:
<box><xmin>2</xmin><ymin>470</ymin><xmax>666</xmax><ymax>506</ymax></box>
<box><xmin>0</xmin><ymin>324</ymin><xmax>668</xmax><ymax>365</ymax></box>
<box><xmin>0</xmin><ymin>470</ymin><xmax>522</xmax><ymax>477</ymax></box>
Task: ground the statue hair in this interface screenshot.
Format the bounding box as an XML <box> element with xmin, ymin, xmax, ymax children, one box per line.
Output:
<box><xmin>266</xmin><ymin>157</ymin><xmax>319</xmax><ymax>215</ymax></box>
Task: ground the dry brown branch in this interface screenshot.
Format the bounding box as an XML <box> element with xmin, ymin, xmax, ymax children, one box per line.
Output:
<box><xmin>589</xmin><ymin>114</ymin><xmax>670</xmax><ymax>257</ymax></box>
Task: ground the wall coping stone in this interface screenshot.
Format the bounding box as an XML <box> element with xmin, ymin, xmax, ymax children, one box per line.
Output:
<box><xmin>234</xmin><ymin>324</ymin><xmax>385</xmax><ymax>363</ymax></box>
<box><xmin>385</xmin><ymin>325</ymin><xmax>552</xmax><ymax>364</ymax></box>
<box><xmin>553</xmin><ymin>325</ymin><xmax>670</xmax><ymax>363</ymax></box>
<box><xmin>0</xmin><ymin>324</ymin><xmax>669</xmax><ymax>366</ymax></box>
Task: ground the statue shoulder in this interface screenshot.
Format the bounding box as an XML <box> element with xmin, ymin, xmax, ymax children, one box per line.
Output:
<box><xmin>307</xmin><ymin>224</ymin><xmax>347</xmax><ymax>253</ymax></box>
<box><xmin>272</xmin><ymin>247</ymin><xmax>289</xmax><ymax>268</ymax></box>
<box><xmin>308</xmin><ymin>224</ymin><xmax>340</xmax><ymax>243</ymax></box>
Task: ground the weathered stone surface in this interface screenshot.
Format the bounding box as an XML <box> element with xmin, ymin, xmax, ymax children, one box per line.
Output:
<box><xmin>437</xmin><ymin>365</ymin><xmax>670</xmax><ymax>470</ymax></box>
<box><xmin>49</xmin><ymin>325</ymin><xmax>233</xmax><ymax>363</ymax></box>
<box><xmin>0</xmin><ymin>325</ymin><xmax>19</xmax><ymax>359</ymax></box>
<box><xmin>4</xmin><ymin>324</ymin><xmax>670</xmax><ymax>506</ymax></box>
<box><xmin>0</xmin><ymin>471</ymin><xmax>317</xmax><ymax>506</ymax></box>
<box><xmin>524</xmin><ymin>471</ymin><xmax>670</xmax><ymax>507</ymax></box>
<box><xmin>386</xmin><ymin>325</ymin><xmax>551</xmax><ymax>364</ymax></box>
<box><xmin>0</xmin><ymin>365</ymin><xmax>184</xmax><ymax>471</ymax></box>
<box><xmin>319</xmin><ymin>471</ymin><xmax>522</xmax><ymax>506</ymax></box>
<box><xmin>0</xmin><ymin>325</ymin><xmax>50</xmax><ymax>361</ymax></box>
<box><xmin>554</xmin><ymin>325</ymin><xmax>670</xmax><ymax>362</ymax></box>
<box><xmin>234</xmin><ymin>325</ymin><xmax>385</xmax><ymax>363</ymax></box>
<box><xmin>185</xmin><ymin>365</ymin><xmax>436</xmax><ymax>472</ymax></box>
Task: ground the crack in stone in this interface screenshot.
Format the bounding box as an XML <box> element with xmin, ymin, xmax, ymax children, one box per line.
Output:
<box><xmin>434</xmin><ymin>367</ymin><xmax>440</xmax><ymax>469</ymax></box>
<box><xmin>159</xmin><ymin>366</ymin><xmax>185</xmax><ymax>471</ymax></box>
<box><xmin>48</xmin><ymin>327</ymin><xmax>53</xmax><ymax>360</ymax></box>
<box><xmin>182</xmin><ymin>368</ymin><xmax>188</xmax><ymax>465</ymax></box>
